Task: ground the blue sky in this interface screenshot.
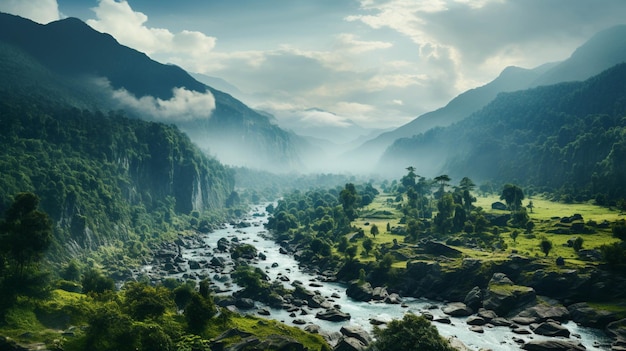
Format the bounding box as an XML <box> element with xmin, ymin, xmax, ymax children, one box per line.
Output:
<box><xmin>2</xmin><ymin>0</ymin><xmax>626</xmax><ymax>131</ymax></box>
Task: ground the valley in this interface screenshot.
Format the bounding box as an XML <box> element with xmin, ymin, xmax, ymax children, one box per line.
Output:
<box><xmin>2</xmin><ymin>5</ymin><xmax>626</xmax><ymax>351</ymax></box>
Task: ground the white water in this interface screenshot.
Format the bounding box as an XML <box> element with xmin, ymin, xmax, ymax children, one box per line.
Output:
<box><xmin>144</xmin><ymin>204</ymin><xmax>613</xmax><ymax>350</ymax></box>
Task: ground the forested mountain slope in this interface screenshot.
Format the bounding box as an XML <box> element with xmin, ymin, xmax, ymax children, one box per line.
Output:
<box><xmin>381</xmin><ymin>63</ymin><xmax>626</xmax><ymax>202</ymax></box>
<box><xmin>349</xmin><ymin>25</ymin><xmax>626</xmax><ymax>170</ymax></box>
<box><xmin>0</xmin><ymin>12</ymin><xmax>311</xmax><ymax>172</ymax></box>
<box><xmin>0</xmin><ymin>86</ymin><xmax>234</xmax><ymax>258</ymax></box>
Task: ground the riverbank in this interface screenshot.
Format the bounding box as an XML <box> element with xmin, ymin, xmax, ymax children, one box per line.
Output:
<box><xmin>135</xmin><ymin>204</ymin><xmax>614</xmax><ymax>350</ymax></box>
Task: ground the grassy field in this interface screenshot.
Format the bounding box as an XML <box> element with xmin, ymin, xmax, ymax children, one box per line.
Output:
<box><xmin>350</xmin><ymin>192</ymin><xmax>624</xmax><ymax>268</ymax></box>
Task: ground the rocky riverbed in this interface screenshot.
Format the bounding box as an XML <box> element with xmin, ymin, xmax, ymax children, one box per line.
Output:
<box><xmin>132</xmin><ymin>205</ymin><xmax>615</xmax><ymax>351</ymax></box>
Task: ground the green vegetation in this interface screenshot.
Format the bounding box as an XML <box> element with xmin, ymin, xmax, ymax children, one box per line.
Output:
<box><xmin>0</xmin><ymin>93</ymin><xmax>235</xmax><ymax>272</ymax></box>
<box><xmin>370</xmin><ymin>313</ymin><xmax>456</xmax><ymax>351</ymax></box>
<box><xmin>386</xmin><ymin>63</ymin><xmax>626</xmax><ymax>205</ymax></box>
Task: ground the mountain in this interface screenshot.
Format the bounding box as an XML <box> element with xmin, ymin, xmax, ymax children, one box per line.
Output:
<box><xmin>532</xmin><ymin>25</ymin><xmax>626</xmax><ymax>86</ymax></box>
<box><xmin>348</xmin><ymin>25</ymin><xmax>626</xmax><ymax>172</ymax></box>
<box><xmin>0</xmin><ymin>13</ymin><xmax>311</xmax><ymax>172</ymax></box>
<box><xmin>0</xmin><ymin>90</ymin><xmax>234</xmax><ymax>262</ymax></box>
<box><xmin>380</xmin><ymin>62</ymin><xmax>626</xmax><ymax>201</ymax></box>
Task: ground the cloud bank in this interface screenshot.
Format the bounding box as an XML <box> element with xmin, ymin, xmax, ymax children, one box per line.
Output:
<box><xmin>99</xmin><ymin>78</ymin><xmax>216</xmax><ymax>122</ymax></box>
<box><xmin>0</xmin><ymin>0</ymin><xmax>61</xmax><ymax>24</ymax></box>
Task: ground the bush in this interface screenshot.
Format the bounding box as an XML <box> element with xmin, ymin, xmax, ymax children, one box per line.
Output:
<box><xmin>371</xmin><ymin>313</ymin><xmax>456</xmax><ymax>351</ymax></box>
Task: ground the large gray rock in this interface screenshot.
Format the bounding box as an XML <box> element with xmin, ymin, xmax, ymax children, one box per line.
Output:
<box><xmin>531</xmin><ymin>321</ymin><xmax>571</xmax><ymax>337</ymax></box>
<box><xmin>483</xmin><ymin>273</ymin><xmax>535</xmax><ymax>316</ymax></box>
<box><xmin>568</xmin><ymin>302</ymin><xmax>618</xmax><ymax>328</ymax></box>
<box><xmin>442</xmin><ymin>302</ymin><xmax>473</xmax><ymax>317</ymax></box>
<box><xmin>346</xmin><ymin>281</ymin><xmax>374</xmax><ymax>301</ymax></box>
<box><xmin>316</xmin><ymin>308</ymin><xmax>351</xmax><ymax>322</ymax></box>
<box><xmin>340</xmin><ymin>325</ymin><xmax>372</xmax><ymax>346</ymax></box>
<box><xmin>334</xmin><ymin>337</ymin><xmax>366</xmax><ymax>351</ymax></box>
<box><xmin>522</xmin><ymin>340</ymin><xmax>586</xmax><ymax>351</ymax></box>
<box><xmin>464</xmin><ymin>286</ymin><xmax>483</xmax><ymax>311</ymax></box>
<box><xmin>515</xmin><ymin>304</ymin><xmax>570</xmax><ymax>323</ymax></box>
<box><xmin>225</xmin><ymin>334</ymin><xmax>306</xmax><ymax>351</ymax></box>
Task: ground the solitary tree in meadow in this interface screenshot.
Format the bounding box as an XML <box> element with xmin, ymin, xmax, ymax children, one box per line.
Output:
<box><xmin>540</xmin><ymin>237</ymin><xmax>553</xmax><ymax>257</ymax></box>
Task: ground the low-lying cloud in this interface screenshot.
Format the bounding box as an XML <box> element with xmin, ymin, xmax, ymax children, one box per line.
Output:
<box><xmin>105</xmin><ymin>82</ymin><xmax>216</xmax><ymax>122</ymax></box>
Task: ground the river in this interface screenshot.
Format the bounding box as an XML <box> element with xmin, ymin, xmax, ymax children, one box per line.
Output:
<box><xmin>139</xmin><ymin>204</ymin><xmax>613</xmax><ymax>350</ymax></box>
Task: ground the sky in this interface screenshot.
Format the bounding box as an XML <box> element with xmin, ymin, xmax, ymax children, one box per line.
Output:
<box><xmin>2</xmin><ymin>0</ymin><xmax>626</xmax><ymax>131</ymax></box>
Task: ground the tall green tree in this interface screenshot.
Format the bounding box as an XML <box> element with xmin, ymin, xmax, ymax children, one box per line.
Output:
<box><xmin>339</xmin><ymin>183</ymin><xmax>360</xmax><ymax>221</ymax></box>
<box><xmin>0</xmin><ymin>192</ymin><xmax>53</xmax><ymax>275</ymax></box>
<box><xmin>500</xmin><ymin>184</ymin><xmax>525</xmax><ymax>211</ymax></box>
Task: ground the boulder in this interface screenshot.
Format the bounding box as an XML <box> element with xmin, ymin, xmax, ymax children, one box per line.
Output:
<box><xmin>442</xmin><ymin>302</ymin><xmax>473</xmax><ymax>317</ymax></box>
<box><xmin>531</xmin><ymin>321</ymin><xmax>571</xmax><ymax>337</ymax></box>
<box><xmin>522</xmin><ymin>340</ymin><xmax>586</xmax><ymax>351</ymax></box>
<box><xmin>334</xmin><ymin>337</ymin><xmax>366</xmax><ymax>351</ymax></box>
<box><xmin>477</xmin><ymin>308</ymin><xmax>498</xmax><ymax>321</ymax></box>
<box><xmin>372</xmin><ymin>286</ymin><xmax>388</xmax><ymax>301</ymax></box>
<box><xmin>469</xmin><ymin>325</ymin><xmax>484</xmax><ymax>333</ymax></box>
<box><xmin>346</xmin><ymin>281</ymin><xmax>374</xmax><ymax>302</ymax></box>
<box><xmin>516</xmin><ymin>304</ymin><xmax>570</xmax><ymax>323</ymax></box>
<box><xmin>304</xmin><ymin>324</ymin><xmax>321</xmax><ymax>334</ymax></box>
<box><xmin>384</xmin><ymin>293</ymin><xmax>402</xmax><ymax>304</ymax></box>
<box><xmin>293</xmin><ymin>319</ymin><xmax>306</xmax><ymax>325</ymax></box>
<box><xmin>210</xmin><ymin>256</ymin><xmax>226</xmax><ymax>267</ymax></box>
<box><xmin>340</xmin><ymin>325</ymin><xmax>372</xmax><ymax>346</ymax></box>
<box><xmin>316</xmin><ymin>309</ymin><xmax>351</xmax><ymax>322</ymax></box>
<box><xmin>607</xmin><ymin>318</ymin><xmax>626</xmax><ymax>340</ymax></box>
<box><xmin>235</xmin><ymin>298</ymin><xmax>255</xmax><ymax>309</ymax></box>
<box><xmin>483</xmin><ymin>274</ymin><xmax>536</xmax><ymax>316</ymax></box>
<box><xmin>568</xmin><ymin>302</ymin><xmax>618</xmax><ymax>328</ymax></box>
<box><xmin>466</xmin><ymin>316</ymin><xmax>486</xmax><ymax>326</ymax></box>
<box><xmin>464</xmin><ymin>286</ymin><xmax>483</xmax><ymax>311</ymax></box>
<box><xmin>492</xmin><ymin>202</ymin><xmax>508</xmax><ymax>210</ymax></box>
<box><xmin>433</xmin><ymin>316</ymin><xmax>451</xmax><ymax>324</ymax></box>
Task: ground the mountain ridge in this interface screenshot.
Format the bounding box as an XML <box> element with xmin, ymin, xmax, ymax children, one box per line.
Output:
<box><xmin>346</xmin><ymin>24</ymin><xmax>626</xmax><ymax>173</ymax></box>
<box><xmin>0</xmin><ymin>12</ymin><xmax>311</xmax><ymax>172</ymax></box>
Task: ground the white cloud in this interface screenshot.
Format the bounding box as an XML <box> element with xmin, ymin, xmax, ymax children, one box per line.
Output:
<box><xmin>102</xmin><ymin>80</ymin><xmax>216</xmax><ymax>122</ymax></box>
<box><xmin>86</xmin><ymin>0</ymin><xmax>216</xmax><ymax>65</ymax></box>
<box><xmin>0</xmin><ymin>0</ymin><xmax>60</xmax><ymax>24</ymax></box>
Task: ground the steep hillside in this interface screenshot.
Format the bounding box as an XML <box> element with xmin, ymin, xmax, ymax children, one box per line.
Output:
<box><xmin>381</xmin><ymin>63</ymin><xmax>626</xmax><ymax>201</ymax></box>
<box><xmin>349</xmin><ymin>25</ymin><xmax>626</xmax><ymax>171</ymax></box>
<box><xmin>0</xmin><ymin>12</ymin><xmax>309</xmax><ymax>172</ymax></box>
<box><xmin>0</xmin><ymin>83</ymin><xmax>234</xmax><ymax>261</ymax></box>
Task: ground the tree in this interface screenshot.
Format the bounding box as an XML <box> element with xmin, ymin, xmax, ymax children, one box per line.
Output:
<box><xmin>0</xmin><ymin>192</ymin><xmax>53</xmax><ymax>275</ymax></box>
<box><xmin>527</xmin><ymin>200</ymin><xmax>535</xmax><ymax>213</ymax></box>
<box><xmin>370</xmin><ymin>224</ymin><xmax>379</xmax><ymax>237</ymax></box>
<box><xmin>345</xmin><ymin>245</ymin><xmax>358</xmax><ymax>261</ymax></box>
<box><xmin>185</xmin><ymin>291</ymin><xmax>216</xmax><ymax>334</ymax></box>
<box><xmin>434</xmin><ymin>174</ymin><xmax>451</xmax><ymax>199</ymax></box>
<box><xmin>362</xmin><ymin>238</ymin><xmax>374</xmax><ymax>256</ymax></box>
<box><xmin>510</xmin><ymin>230</ymin><xmax>519</xmax><ymax>243</ymax></box>
<box><xmin>573</xmin><ymin>237</ymin><xmax>584</xmax><ymax>252</ymax></box>
<box><xmin>82</xmin><ymin>268</ymin><xmax>115</xmax><ymax>294</ymax></box>
<box><xmin>370</xmin><ymin>313</ymin><xmax>456</xmax><ymax>351</ymax></box>
<box><xmin>340</xmin><ymin>183</ymin><xmax>360</xmax><ymax>221</ymax></box>
<box><xmin>540</xmin><ymin>237</ymin><xmax>553</xmax><ymax>257</ymax></box>
<box><xmin>500</xmin><ymin>184</ymin><xmax>525</xmax><ymax>211</ymax></box>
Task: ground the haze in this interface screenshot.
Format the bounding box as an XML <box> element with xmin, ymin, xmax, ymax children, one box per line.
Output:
<box><xmin>3</xmin><ymin>0</ymin><xmax>625</xmax><ymax>139</ymax></box>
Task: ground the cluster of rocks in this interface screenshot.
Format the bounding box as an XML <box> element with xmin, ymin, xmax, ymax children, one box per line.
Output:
<box><xmin>416</xmin><ymin>272</ymin><xmax>620</xmax><ymax>350</ymax></box>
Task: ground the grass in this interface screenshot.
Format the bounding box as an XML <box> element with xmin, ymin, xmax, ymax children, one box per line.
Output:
<box><xmin>475</xmin><ymin>194</ymin><xmax>624</xmax><ymax>222</ymax></box>
<box><xmin>348</xmin><ymin>192</ymin><xmax>623</xmax><ymax>270</ymax></box>
<box><xmin>206</xmin><ymin>314</ymin><xmax>329</xmax><ymax>350</ymax></box>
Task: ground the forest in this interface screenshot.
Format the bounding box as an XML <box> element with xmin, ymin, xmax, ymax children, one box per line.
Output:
<box><xmin>384</xmin><ymin>63</ymin><xmax>626</xmax><ymax>205</ymax></box>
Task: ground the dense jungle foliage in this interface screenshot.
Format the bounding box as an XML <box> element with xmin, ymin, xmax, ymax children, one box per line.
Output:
<box><xmin>384</xmin><ymin>63</ymin><xmax>626</xmax><ymax>204</ymax></box>
<box><xmin>0</xmin><ymin>93</ymin><xmax>235</xmax><ymax>266</ymax></box>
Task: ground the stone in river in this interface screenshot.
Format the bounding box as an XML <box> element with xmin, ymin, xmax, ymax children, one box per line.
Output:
<box><xmin>315</xmin><ymin>308</ymin><xmax>351</xmax><ymax>322</ymax></box>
